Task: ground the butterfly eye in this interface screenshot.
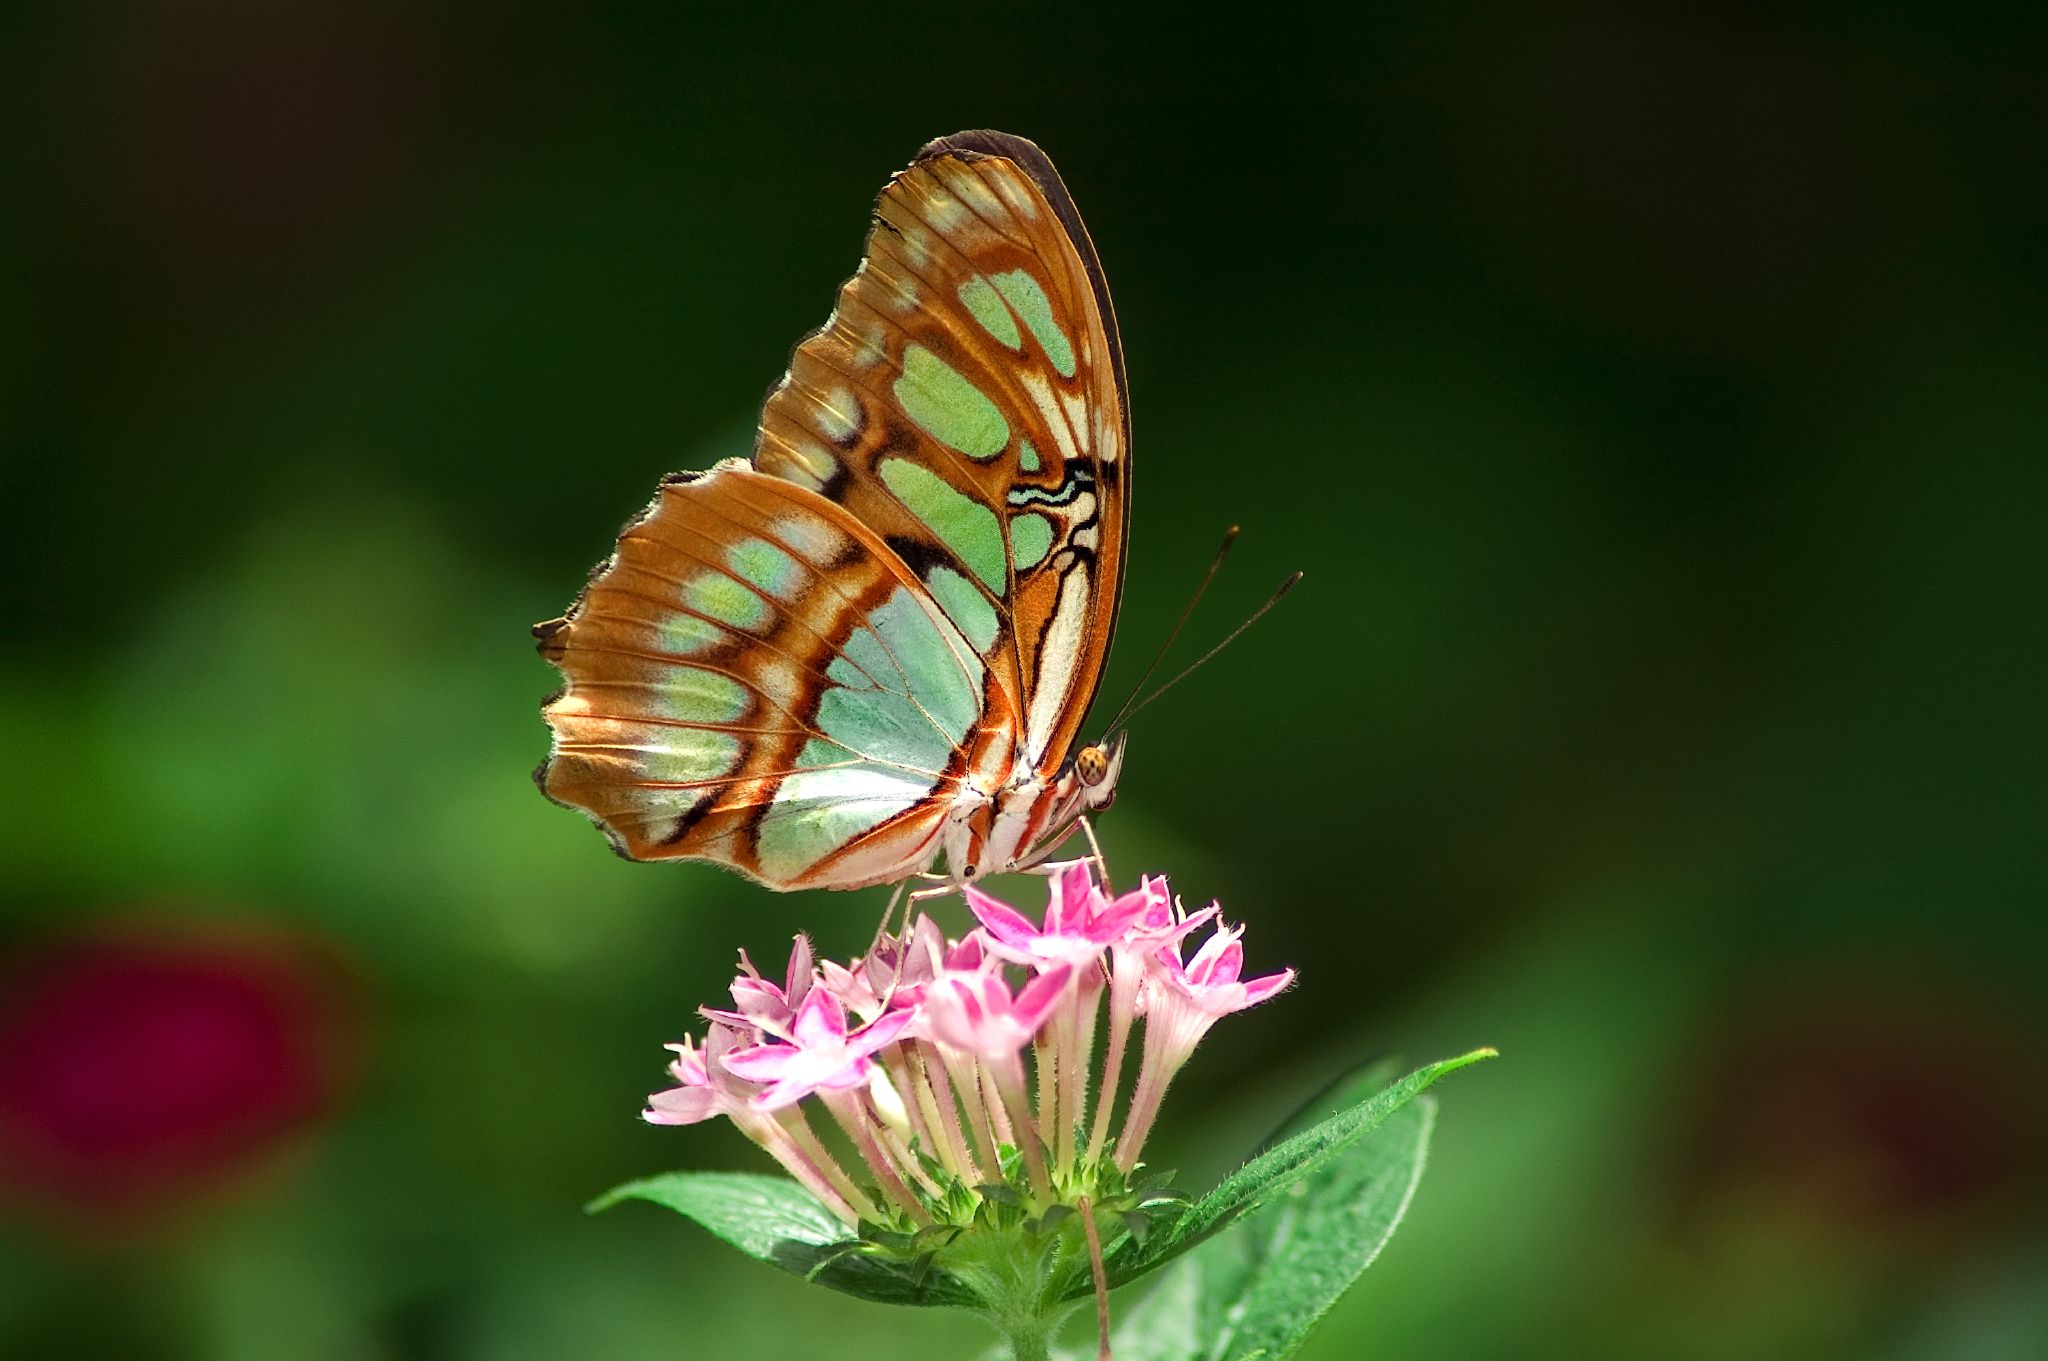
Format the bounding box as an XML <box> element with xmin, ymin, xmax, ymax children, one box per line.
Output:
<box><xmin>1075</xmin><ymin>746</ymin><xmax>1110</xmax><ymax>787</ymax></box>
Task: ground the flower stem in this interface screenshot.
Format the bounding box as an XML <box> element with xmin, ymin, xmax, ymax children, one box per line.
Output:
<box><xmin>989</xmin><ymin>1053</ymin><xmax>1050</xmax><ymax>1198</ymax></box>
<box><xmin>749</xmin><ymin>1114</ymin><xmax>870</xmax><ymax>1226</ymax></box>
<box><xmin>915</xmin><ymin>1044</ymin><xmax>983</xmax><ymax>1182</ymax></box>
<box><xmin>878</xmin><ymin>1047</ymin><xmax>933</xmax><ymax>1151</ymax></box>
<box><xmin>977</xmin><ymin>1056</ymin><xmax>1017</xmax><ymax>1150</ymax></box>
<box><xmin>1033</xmin><ymin>1028</ymin><xmax>1058</xmax><ymax>1157</ymax></box>
<box><xmin>1088</xmin><ymin>957</ymin><xmax>1140</xmax><ymax>1162</ymax></box>
<box><xmin>778</xmin><ymin>1108</ymin><xmax>884</xmax><ymax>1223</ymax></box>
<box><xmin>939</xmin><ymin>1046</ymin><xmax>1004</xmax><ymax>1171</ymax></box>
<box><xmin>823</xmin><ymin>1091</ymin><xmax>927</xmax><ymax>1222</ymax></box>
<box><xmin>1000</xmin><ymin>1324</ymin><xmax>1055</xmax><ymax>1361</ymax></box>
<box><xmin>1115</xmin><ymin>1035</ymin><xmax>1174</xmax><ymax>1173</ymax></box>
<box><xmin>1078</xmin><ymin>1195</ymin><xmax>1113</xmax><ymax>1361</ymax></box>
<box><xmin>1059</xmin><ymin>982</ymin><xmax>1101</xmax><ymax>1170</ymax></box>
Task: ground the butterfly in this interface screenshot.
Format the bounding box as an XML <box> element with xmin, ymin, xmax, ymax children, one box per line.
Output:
<box><xmin>535</xmin><ymin>130</ymin><xmax>1131</xmax><ymax>892</ymax></box>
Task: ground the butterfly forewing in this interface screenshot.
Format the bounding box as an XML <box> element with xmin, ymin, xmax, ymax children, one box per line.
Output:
<box><xmin>538</xmin><ymin>131</ymin><xmax>1129</xmax><ymax>890</ymax></box>
<box><xmin>755</xmin><ymin>131</ymin><xmax>1129</xmax><ymax>772</ymax></box>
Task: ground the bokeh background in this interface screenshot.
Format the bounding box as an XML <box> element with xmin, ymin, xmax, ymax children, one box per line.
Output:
<box><xmin>5</xmin><ymin>5</ymin><xmax>2044</xmax><ymax>1358</ymax></box>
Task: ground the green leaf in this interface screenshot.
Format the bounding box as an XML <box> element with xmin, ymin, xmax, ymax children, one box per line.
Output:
<box><xmin>589</xmin><ymin>1171</ymin><xmax>979</xmax><ymax>1308</ymax></box>
<box><xmin>1101</xmin><ymin>1052</ymin><xmax>1476</xmax><ymax>1361</ymax></box>
<box><xmin>1255</xmin><ymin>1056</ymin><xmax>1406</xmax><ymax>1153</ymax></box>
<box><xmin>1101</xmin><ymin>1049</ymin><xmax>1494</xmax><ymax>1290</ymax></box>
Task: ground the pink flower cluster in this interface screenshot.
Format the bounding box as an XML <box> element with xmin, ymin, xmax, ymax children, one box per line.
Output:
<box><xmin>646</xmin><ymin>864</ymin><xmax>1293</xmax><ymax>1227</ymax></box>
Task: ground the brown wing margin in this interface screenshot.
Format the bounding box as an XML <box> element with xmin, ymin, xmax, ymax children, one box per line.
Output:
<box><xmin>917</xmin><ymin>132</ymin><xmax>1130</xmax><ymax>439</ymax></box>
<box><xmin>914</xmin><ymin>129</ymin><xmax>1134</xmax><ymax>683</ymax></box>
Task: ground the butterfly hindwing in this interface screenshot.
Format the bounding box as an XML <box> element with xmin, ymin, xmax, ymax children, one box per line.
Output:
<box><xmin>538</xmin><ymin>465</ymin><xmax>987</xmax><ymax>889</ymax></box>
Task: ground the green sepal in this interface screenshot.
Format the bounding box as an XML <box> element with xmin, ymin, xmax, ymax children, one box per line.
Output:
<box><xmin>1031</xmin><ymin>1204</ymin><xmax>1074</xmax><ymax>1235</ymax></box>
<box><xmin>1131</xmin><ymin>1168</ymin><xmax>1183</xmax><ymax>1201</ymax></box>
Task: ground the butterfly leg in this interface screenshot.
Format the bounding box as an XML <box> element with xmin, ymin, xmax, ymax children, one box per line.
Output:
<box><xmin>1010</xmin><ymin>830</ymin><xmax>1086</xmax><ymax>877</ymax></box>
<box><xmin>863</xmin><ymin>878</ymin><xmax>916</xmax><ymax>1009</ymax></box>
<box><xmin>1077</xmin><ymin>815</ymin><xmax>1112</xmax><ymax>887</ymax></box>
<box><xmin>1008</xmin><ymin>815</ymin><xmax>1113</xmax><ymax>886</ymax></box>
<box><xmin>868</xmin><ymin>879</ymin><xmax>967</xmax><ymax>1002</ymax></box>
<box><xmin>867</xmin><ymin>877</ymin><xmax>912</xmax><ymax>958</ymax></box>
<box><xmin>871</xmin><ymin>877</ymin><xmax>961</xmax><ymax>1009</ymax></box>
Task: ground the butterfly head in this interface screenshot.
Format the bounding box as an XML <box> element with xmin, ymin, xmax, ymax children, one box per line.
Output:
<box><xmin>1070</xmin><ymin>732</ymin><xmax>1128</xmax><ymax>812</ymax></box>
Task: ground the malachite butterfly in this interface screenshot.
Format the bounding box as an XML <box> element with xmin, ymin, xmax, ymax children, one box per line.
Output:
<box><xmin>535</xmin><ymin>130</ymin><xmax>1131</xmax><ymax>892</ymax></box>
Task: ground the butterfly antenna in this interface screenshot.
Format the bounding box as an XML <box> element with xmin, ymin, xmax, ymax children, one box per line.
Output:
<box><xmin>1102</xmin><ymin>570</ymin><xmax>1302</xmax><ymax>741</ymax></box>
<box><xmin>1101</xmin><ymin>525</ymin><xmax>1240</xmax><ymax>737</ymax></box>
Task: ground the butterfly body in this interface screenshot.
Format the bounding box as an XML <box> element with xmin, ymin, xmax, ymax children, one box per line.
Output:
<box><xmin>537</xmin><ymin>131</ymin><xmax>1129</xmax><ymax>891</ymax></box>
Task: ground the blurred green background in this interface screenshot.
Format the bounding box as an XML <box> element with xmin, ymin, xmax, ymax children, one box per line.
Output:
<box><xmin>4</xmin><ymin>5</ymin><xmax>2044</xmax><ymax>1358</ymax></box>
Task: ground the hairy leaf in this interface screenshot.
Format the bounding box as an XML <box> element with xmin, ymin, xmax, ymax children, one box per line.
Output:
<box><xmin>1113</xmin><ymin>1082</ymin><xmax>1436</xmax><ymax>1359</ymax></box>
<box><xmin>1099</xmin><ymin>1049</ymin><xmax>1493</xmax><ymax>1289</ymax></box>
<box><xmin>590</xmin><ymin>1171</ymin><xmax>978</xmax><ymax>1307</ymax></box>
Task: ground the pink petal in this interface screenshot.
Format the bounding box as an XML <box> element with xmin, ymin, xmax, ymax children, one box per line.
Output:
<box><xmin>703</xmin><ymin>1022</ymin><xmax>749</xmax><ymax>1065</ymax></box>
<box><xmin>851</xmin><ymin>1007</ymin><xmax>913</xmax><ymax>1056</ymax></box>
<box><xmin>783</xmin><ymin>934</ymin><xmax>814</xmax><ymax>1003</ymax></box>
<box><xmin>1093</xmin><ymin>889</ymin><xmax>1155</xmax><ymax>940</ymax></box>
<box><xmin>1183</xmin><ymin>924</ymin><xmax>1243</xmax><ymax>985</ymax></box>
<box><xmin>727</xmin><ymin>975</ymin><xmax>784</xmax><ymax>1007</ymax></box>
<box><xmin>725</xmin><ymin>976</ymin><xmax>790</xmax><ymax>1029</ymax></box>
<box><xmin>1012</xmin><ymin>962</ymin><xmax>1075</xmax><ymax>1029</ymax></box>
<box><xmin>964</xmin><ymin>886</ymin><xmax>1043</xmax><ymax>949</ymax></box>
<box><xmin>1047</xmin><ymin>862</ymin><xmax>1095</xmax><ymax>932</ymax></box>
<box><xmin>956</xmin><ymin>977</ymin><xmax>994</xmax><ymax>1027</ymax></box>
<box><xmin>1132</xmin><ymin>905</ymin><xmax>1216</xmax><ymax>958</ymax></box>
<box><xmin>817</xmin><ymin>960</ymin><xmax>877</xmax><ymax>1017</ymax></box>
<box><xmin>1127</xmin><ymin>876</ymin><xmax>1174</xmax><ymax>925</ymax></box>
<box><xmin>921</xmin><ymin>972</ymin><xmax>1028</xmax><ymax>1053</ymax></box>
<box><xmin>946</xmin><ymin>932</ymin><xmax>988</xmax><ymax>971</ymax></box>
<box><xmin>749</xmin><ymin>1077</ymin><xmax>822</xmax><ymax>1112</ymax></box>
<box><xmin>819</xmin><ymin>1059</ymin><xmax>873</xmax><ymax>1092</ymax></box>
<box><xmin>790</xmin><ymin>987</ymin><xmax>848</xmax><ymax>1047</ymax></box>
<box><xmin>663</xmin><ymin>1042</ymin><xmax>708</xmax><ymax>1086</ymax></box>
<box><xmin>1239</xmin><ymin>968</ymin><xmax>1295</xmax><ymax>1007</ymax></box>
<box><xmin>904</xmin><ymin>914</ymin><xmax>950</xmax><ymax>980</ymax></box>
<box><xmin>722</xmin><ymin>1042</ymin><xmax>799</xmax><ymax>1082</ymax></box>
<box><xmin>1188</xmin><ymin>936</ymin><xmax>1245</xmax><ymax>988</ymax></box>
<box><xmin>644</xmin><ymin>1086</ymin><xmax>722</xmax><ymax>1124</ymax></box>
<box><xmin>697</xmin><ymin>1005</ymin><xmax>763</xmax><ymax>1036</ymax></box>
